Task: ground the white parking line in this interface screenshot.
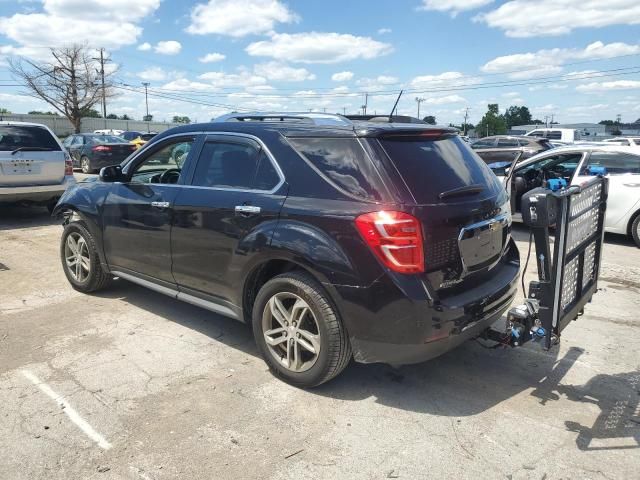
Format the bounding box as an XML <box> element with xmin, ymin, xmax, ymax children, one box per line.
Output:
<box><xmin>21</xmin><ymin>370</ymin><xmax>112</xmax><ymax>450</ymax></box>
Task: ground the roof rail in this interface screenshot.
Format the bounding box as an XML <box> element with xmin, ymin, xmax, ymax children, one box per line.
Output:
<box><xmin>213</xmin><ymin>112</ymin><xmax>353</xmax><ymax>127</ymax></box>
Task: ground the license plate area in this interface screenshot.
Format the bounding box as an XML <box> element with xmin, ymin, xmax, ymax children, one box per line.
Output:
<box><xmin>458</xmin><ymin>216</ymin><xmax>508</xmax><ymax>274</ymax></box>
<box><xmin>1</xmin><ymin>160</ymin><xmax>40</xmax><ymax>175</ymax></box>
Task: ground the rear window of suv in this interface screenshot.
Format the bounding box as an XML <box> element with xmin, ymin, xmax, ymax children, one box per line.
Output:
<box><xmin>379</xmin><ymin>135</ymin><xmax>503</xmax><ymax>204</ymax></box>
<box><xmin>0</xmin><ymin>125</ymin><xmax>61</xmax><ymax>151</ymax></box>
<box><xmin>288</xmin><ymin>137</ymin><xmax>389</xmax><ymax>201</ymax></box>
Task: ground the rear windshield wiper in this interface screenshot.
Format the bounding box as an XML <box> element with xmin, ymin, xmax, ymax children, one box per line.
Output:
<box><xmin>10</xmin><ymin>147</ymin><xmax>54</xmax><ymax>155</ymax></box>
<box><xmin>438</xmin><ymin>184</ymin><xmax>484</xmax><ymax>200</ymax></box>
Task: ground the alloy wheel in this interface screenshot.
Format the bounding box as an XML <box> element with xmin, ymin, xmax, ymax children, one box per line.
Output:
<box><xmin>81</xmin><ymin>157</ymin><xmax>90</xmax><ymax>173</ymax></box>
<box><xmin>64</xmin><ymin>232</ymin><xmax>90</xmax><ymax>282</ymax></box>
<box><xmin>262</xmin><ymin>292</ymin><xmax>321</xmax><ymax>373</ymax></box>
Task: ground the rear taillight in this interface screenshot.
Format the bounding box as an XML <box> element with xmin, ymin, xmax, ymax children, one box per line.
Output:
<box><xmin>355</xmin><ymin>211</ymin><xmax>425</xmax><ymax>274</ymax></box>
<box><xmin>64</xmin><ymin>153</ymin><xmax>73</xmax><ymax>176</ymax></box>
<box><xmin>92</xmin><ymin>145</ymin><xmax>111</xmax><ymax>152</ymax></box>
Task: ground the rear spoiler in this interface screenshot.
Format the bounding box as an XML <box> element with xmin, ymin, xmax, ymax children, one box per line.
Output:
<box><xmin>364</xmin><ymin>128</ymin><xmax>459</xmax><ymax>140</ymax></box>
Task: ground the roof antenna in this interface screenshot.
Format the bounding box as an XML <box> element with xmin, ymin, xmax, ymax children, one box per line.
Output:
<box><xmin>388</xmin><ymin>90</ymin><xmax>403</xmax><ymax>123</ymax></box>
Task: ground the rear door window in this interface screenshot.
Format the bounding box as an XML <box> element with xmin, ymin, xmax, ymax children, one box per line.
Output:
<box><xmin>379</xmin><ymin>135</ymin><xmax>502</xmax><ymax>204</ymax></box>
<box><xmin>583</xmin><ymin>152</ymin><xmax>640</xmax><ymax>175</ymax></box>
<box><xmin>0</xmin><ymin>125</ymin><xmax>61</xmax><ymax>151</ymax></box>
<box><xmin>471</xmin><ymin>139</ymin><xmax>495</xmax><ymax>149</ymax></box>
<box><xmin>497</xmin><ymin>138</ymin><xmax>519</xmax><ymax>148</ymax></box>
<box><xmin>288</xmin><ymin>137</ymin><xmax>389</xmax><ymax>201</ymax></box>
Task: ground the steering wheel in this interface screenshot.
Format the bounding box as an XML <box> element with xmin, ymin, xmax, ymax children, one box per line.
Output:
<box><xmin>159</xmin><ymin>168</ymin><xmax>181</xmax><ymax>184</ymax></box>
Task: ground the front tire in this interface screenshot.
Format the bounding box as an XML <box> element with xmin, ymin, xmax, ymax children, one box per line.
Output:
<box><xmin>252</xmin><ymin>272</ymin><xmax>351</xmax><ymax>387</ymax></box>
<box><xmin>60</xmin><ymin>222</ymin><xmax>111</xmax><ymax>293</ymax></box>
<box><xmin>631</xmin><ymin>214</ymin><xmax>640</xmax><ymax>248</ymax></box>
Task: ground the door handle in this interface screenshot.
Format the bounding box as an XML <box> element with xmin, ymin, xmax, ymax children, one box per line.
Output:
<box><xmin>235</xmin><ymin>205</ymin><xmax>261</xmax><ymax>215</ymax></box>
<box><xmin>151</xmin><ymin>201</ymin><xmax>170</xmax><ymax>208</ymax></box>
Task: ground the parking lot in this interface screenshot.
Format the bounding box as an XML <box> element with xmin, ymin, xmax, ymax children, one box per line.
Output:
<box><xmin>1</xmin><ymin>199</ymin><xmax>639</xmax><ymax>479</ymax></box>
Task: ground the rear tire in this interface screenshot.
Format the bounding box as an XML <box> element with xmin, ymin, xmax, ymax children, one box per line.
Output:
<box><xmin>252</xmin><ymin>271</ymin><xmax>351</xmax><ymax>388</ymax></box>
<box><xmin>631</xmin><ymin>214</ymin><xmax>640</xmax><ymax>248</ymax></box>
<box><xmin>60</xmin><ymin>222</ymin><xmax>111</xmax><ymax>293</ymax></box>
<box><xmin>80</xmin><ymin>156</ymin><xmax>93</xmax><ymax>174</ymax></box>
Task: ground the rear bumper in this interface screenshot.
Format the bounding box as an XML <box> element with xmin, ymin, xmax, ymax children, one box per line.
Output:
<box><xmin>0</xmin><ymin>175</ymin><xmax>76</xmax><ymax>203</ymax></box>
<box><xmin>331</xmin><ymin>239</ymin><xmax>520</xmax><ymax>365</ymax></box>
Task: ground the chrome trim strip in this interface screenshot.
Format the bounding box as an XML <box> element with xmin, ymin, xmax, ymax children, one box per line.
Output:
<box><xmin>176</xmin><ymin>292</ymin><xmax>239</xmax><ymax>320</ymax></box>
<box><xmin>112</xmin><ymin>270</ymin><xmax>239</xmax><ymax>320</ymax></box>
<box><xmin>112</xmin><ymin>270</ymin><xmax>178</xmax><ymax>298</ymax></box>
<box><xmin>124</xmin><ymin>131</ymin><xmax>286</xmax><ymax>195</ymax></box>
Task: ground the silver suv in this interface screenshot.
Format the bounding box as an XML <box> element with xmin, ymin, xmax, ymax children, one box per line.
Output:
<box><xmin>0</xmin><ymin>121</ymin><xmax>75</xmax><ymax>212</ymax></box>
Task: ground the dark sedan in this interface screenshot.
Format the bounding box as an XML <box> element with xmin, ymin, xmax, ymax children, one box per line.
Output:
<box><xmin>470</xmin><ymin>135</ymin><xmax>552</xmax><ymax>164</ymax></box>
<box><xmin>62</xmin><ymin>134</ymin><xmax>137</xmax><ymax>173</ymax></box>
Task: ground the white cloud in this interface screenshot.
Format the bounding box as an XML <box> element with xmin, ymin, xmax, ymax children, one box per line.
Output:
<box><xmin>409</xmin><ymin>71</ymin><xmax>477</xmax><ymax>89</ymax></box>
<box><xmin>197</xmin><ymin>70</ymin><xmax>268</xmax><ymax>89</ymax></box>
<box><xmin>331</xmin><ymin>71</ymin><xmax>354</xmax><ymax>82</ymax></box>
<box><xmin>0</xmin><ymin>0</ymin><xmax>160</xmax><ymax>52</ymax></box>
<box><xmin>137</xmin><ymin>42</ymin><xmax>152</xmax><ymax>51</ymax></box>
<box><xmin>377</xmin><ymin>28</ymin><xmax>392</xmax><ymax>34</ymax></box>
<box><xmin>186</xmin><ymin>0</ymin><xmax>297</xmax><ymax>37</ymax></box>
<box><xmin>424</xmin><ymin>95</ymin><xmax>466</xmax><ymax>105</ymax></box>
<box><xmin>154</xmin><ymin>40</ymin><xmax>181</xmax><ymax>55</ymax></box>
<box><xmin>253</xmin><ymin>61</ymin><xmax>315</xmax><ymax>82</ymax></box>
<box><xmin>476</xmin><ymin>0</ymin><xmax>640</xmax><ymax>37</ymax></box>
<box><xmin>198</xmin><ymin>52</ymin><xmax>226</xmax><ymax>63</ymax></box>
<box><xmin>481</xmin><ymin>41</ymin><xmax>640</xmax><ymax>79</ymax></box>
<box><xmin>576</xmin><ymin>80</ymin><xmax>640</xmax><ymax>92</ymax></box>
<box><xmin>419</xmin><ymin>0</ymin><xmax>493</xmax><ymax>16</ymax></box>
<box><xmin>246</xmin><ymin>32</ymin><xmax>393</xmax><ymax>64</ymax></box>
<box><xmin>357</xmin><ymin>75</ymin><xmax>399</xmax><ymax>87</ymax></box>
<box><xmin>137</xmin><ymin>67</ymin><xmax>168</xmax><ymax>82</ymax></box>
<box><xmin>502</xmin><ymin>91</ymin><xmax>520</xmax><ymax>98</ymax></box>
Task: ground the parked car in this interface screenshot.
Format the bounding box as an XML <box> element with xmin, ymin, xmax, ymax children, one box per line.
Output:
<box><xmin>93</xmin><ymin>129</ymin><xmax>124</xmax><ymax>136</ymax></box>
<box><xmin>62</xmin><ymin>133</ymin><xmax>137</xmax><ymax>173</ymax></box>
<box><xmin>524</xmin><ymin>128</ymin><xmax>581</xmax><ymax>143</ymax></box>
<box><xmin>129</xmin><ymin>132</ymin><xmax>157</xmax><ymax>150</ymax></box>
<box><xmin>0</xmin><ymin>121</ymin><xmax>75</xmax><ymax>212</ymax></box>
<box><xmin>602</xmin><ymin>137</ymin><xmax>640</xmax><ymax>148</ymax></box>
<box><xmin>54</xmin><ymin>112</ymin><xmax>519</xmax><ymax>387</ymax></box>
<box><xmin>492</xmin><ymin>145</ymin><xmax>640</xmax><ymax>246</ymax></box>
<box><xmin>470</xmin><ymin>135</ymin><xmax>552</xmax><ymax>164</ymax></box>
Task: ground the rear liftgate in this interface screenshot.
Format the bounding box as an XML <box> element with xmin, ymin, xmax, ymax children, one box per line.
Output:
<box><xmin>483</xmin><ymin>175</ymin><xmax>608</xmax><ymax>349</ymax></box>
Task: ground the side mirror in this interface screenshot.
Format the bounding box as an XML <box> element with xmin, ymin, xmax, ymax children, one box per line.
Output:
<box><xmin>99</xmin><ymin>165</ymin><xmax>124</xmax><ymax>182</ymax></box>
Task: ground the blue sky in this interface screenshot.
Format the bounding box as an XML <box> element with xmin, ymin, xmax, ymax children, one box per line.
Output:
<box><xmin>0</xmin><ymin>0</ymin><xmax>638</xmax><ymax>125</ymax></box>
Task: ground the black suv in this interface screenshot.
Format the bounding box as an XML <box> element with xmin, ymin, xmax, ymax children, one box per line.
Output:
<box><xmin>470</xmin><ymin>135</ymin><xmax>552</xmax><ymax>165</ymax></box>
<box><xmin>54</xmin><ymin>113</ymin><xmax>519</xmax><ymax>387</ymax></box>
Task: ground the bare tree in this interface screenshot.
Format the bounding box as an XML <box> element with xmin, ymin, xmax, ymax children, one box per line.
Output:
<box><xmin>9</xmin><ymin>45</ymin><xmax>118</xmax><ymax>133</ymax></box>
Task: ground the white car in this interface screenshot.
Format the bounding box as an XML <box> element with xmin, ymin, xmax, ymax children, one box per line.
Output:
<box><xmin>93</xmin><ymin>129</ymin><xmax>124</xmax><ymax>136</ymax></box>
<box><xmin>0</xmin><ymin>121</ymin><xmax>75</xmax><ymax>212</ymax></box>
<box><xmin>525</xmin><ymin>128</ymin><xmax>582</xmax><ymax>143</ymax></box>
<box><xmin>493</xmin><ymin>145</ymin><xmax>640</xmax><ymax>246</ymax></box>
<box><xmin>601</xmin><ymin>137</ymin><xmax>640</xmax><ymax>148</ymax></box>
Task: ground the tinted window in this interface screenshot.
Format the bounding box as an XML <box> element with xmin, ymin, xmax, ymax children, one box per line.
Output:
<box><xmin>471</xmin><ymin>139</ymin><xmax>495</xmax><ymax>148</ymax></box>
<box><xmin>584</xmin><ymin>152</ymin><xmax>640</xmax><ymax>175</ymax></box>
<box><xmin>0</xmin><ymin>125</ymin><xmax>60</xmax><ymax>151</ymax></box>
<box><xmin>289</xmin><ymin>137</ymin><xmax>388</xmax><ymax>201</ymax></box>
<box><xmin>71</xmin><ymin>136</ymin><xmax>83</xmax><ymax>146</ymax></box>
<box><xmin>497</xmin><ymin>138</ymin><xmax>519</xmax><ymax>147</ymax></box>
<box><xmin>130</xmin><ymin>138</ymin><xmax>194</xmax><ymax>183</ymax></box>
<box><xmin>87</xmin><ymin>135</ymin><xmax>127</xmax><ymax>144</ymax></box>
<box><xmin>192</xmin><ymin>141</ymin><xmax>264</xmax><ymax>189</ymax></box>
<box><xmin>547</xmin><ymin>131</ymin><xmax>562</xmax><ymax>140</ymax></box>
<box><xmin>634</xmin><ymin>139</ymin><xmax>640</xmax><ymax>146</ymax></box>
<box><xmin>379</xmin><ymin>135</ymin><xmax>503</xmax><ymax>204</ymax></box>
<box><xmin>254</xmin><ymin>151</ymin><xmax>281</xmax><ymax>190</ymax></box>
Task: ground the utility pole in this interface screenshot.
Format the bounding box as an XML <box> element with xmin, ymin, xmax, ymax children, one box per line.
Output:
<box><xmin>544</xmin><ymin>115</ymin><xmax>549</xmax><ymax>128</ymax></box>
<box><xmin>362</xmin><ymin>93</ymin><xmax>369</xmax><ymax>115</ymax></box>
<box><xmin>142</xmin><ymin>82</ymin><xmax>150</xmax><ymax>132</ymax></box>
<box><xmin>93</xmin><ymin>48</ymin><xmax>111</xmax><ymax>128</ymax></box>
<box><xmin>463</xmin><ymin>107</ymin><xmax>469</xmax><ymax>135</ymax></box>
<box><xmin>550</xmin><ymin>113</ymin><xmax>555</xmax><ymax>125</ymax></box>
<box><xmin>343</xmin><ymin>107</ymin><xmax>346</xmax><ymax>115</ymax></box>
<box><xmin>415</xmin><ymin>97</ymin><xmax>425</xmax><ymax>119</ymax></box>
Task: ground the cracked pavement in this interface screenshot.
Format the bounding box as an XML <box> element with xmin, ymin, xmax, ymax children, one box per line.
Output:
<box><xmin>1</xmin><ymin>204</ymin><xmax>639</xmax><ymax>479</ymax></box>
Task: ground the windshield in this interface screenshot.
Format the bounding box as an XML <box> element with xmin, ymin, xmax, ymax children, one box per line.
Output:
<box><xmin>379</xmin><ymin>135</ymin><xmax>503</xmax><ymax>204</ymax></box>
<box><xmin>0</xmin><ymin>125</ymin><xmax>61</xmax><ymax>151</ymax></box>
<box><xmin>88</xmin><ymin>135</ymin><xmax>128</xmax><ymax>144</ymax></box>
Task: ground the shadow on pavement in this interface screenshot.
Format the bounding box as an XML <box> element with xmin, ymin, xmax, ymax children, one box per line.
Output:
<box><xmin>94</xmin><ymin>278</ymin><xmax>639</xmax><ymax>452</ymax></box>
<box><xmin>0</xmin><ymin>205</ymin><xmax>57</xmax><ymax>230</ymax></box>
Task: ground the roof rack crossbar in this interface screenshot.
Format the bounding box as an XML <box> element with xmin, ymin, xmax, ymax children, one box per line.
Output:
<box><xmin>213</xmin><ymin>112</ymin><xmax>353</xmax><ymax>127</ymax></box>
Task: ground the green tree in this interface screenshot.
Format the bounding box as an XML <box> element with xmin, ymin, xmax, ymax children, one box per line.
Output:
<box><xmin>503</xmin><ymin>105</ymin><xmax>532</xmax><ymax>128</ymax></box>
<box><xmin>476</xmin><ymin>104</ymin><xmax>507</xmax><ymax>137</ymax></box>
<box><xmin>423</xmin><ymin>115</ymin><xmax>436</xmax><ymax>125</ymax></box>
<box><xmin>532</xmin><ymin>119</ymin><xmax>544</xmax><ymax>125</ymax></box>
<box><xmin>120</xmin><ymin>114</ymin><xmax>131</xmax><ymax>120</ymax></box>
<box><xmin>0</xmin><ymin>107</ymin><xmax>11</xmax><ymax>114</ymax></box>
<box><xmin>172</xmin><ymin>115</ymin><xmax>191</xmax><ymax>124</ymax></box>
<box><xmin>28</xmin><ymin>110</ymin><xmax>58</xmax><ymax>115</ymax></box>
<box><xmin>80</xmin><ymin>108</ymin><xmax>102</xmax><ymax>118</ymax></box>
<box><xmin>106</xmin><ymin>113</ymin><xmax>118</xmax><ymax>119</ymax></box>
<box><xmin>143</xmin><ymin>114</ymin><xmax>153</xmax><ymax>122</ymax></box>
